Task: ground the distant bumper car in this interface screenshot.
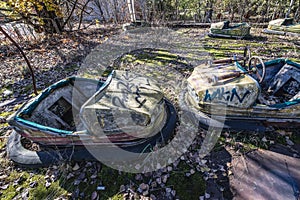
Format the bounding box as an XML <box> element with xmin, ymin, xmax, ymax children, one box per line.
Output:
<box><xmin>208</xmin><ymin>21</ymin><xmax>251</xmax><ymax>39</ymax></box>
<box><xmin>122</xmin><ymin>20</ymin><xmax>151</xmax><ymax>31</ymax></box>
<box><xmin>263</xmin><ymin>18</ymin><xmax>300</xmax><ymax>36</ymax></box>
<box><xmin>7</xmin><ymin>70</ymin><xmax>177</xmax><ymax>166</ymax></box>
<box><xmin>185</xmin><ymin>52</ymin><xmax>300</xmax><ymax>132</ymax></box>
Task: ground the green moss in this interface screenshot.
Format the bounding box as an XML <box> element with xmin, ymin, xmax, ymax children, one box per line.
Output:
<box><xmin>213</xmin><ymin>136</ymin><xmax>226</xmax><ymax>151</ymax></box>
<box><xmin>6</xmin><ymin>171</ymin><xmax>28</xmax><ymax>182</ymax></box>
<box><xmin>291</xmin><ymin>133</ymin><xmax>300</xmax><ymax>144</ymax></box>
<box><xmin>23</xmin><ymin>84</ymin><xmax>34</xmax><ymax>93</ymax></box>
<box><xmin>0</xmin><ymin>122</ymin><xmax>9</xmax><ymax>129</ymax></box>
<box><xmin>271</xmin><ymin>132</ymin><xmax>287</xmax><ymax>145</ymax></box>
<box><xmin>29</xmin><ymin>180</ymin><xmax>68</xmax><ymax>200</ymax></box>
<box><xmin>109</xmin><ymin>193</ymin><xmax>124</xmax><ymax>200</ymax></box>
<box><xmin>96</xmin><ymin>166</ymin><xmax>135</xmax><ymax>199</ymax></box>
<box><xmin>64</xmin><ymin>64</ymin><xmax>80</xmax><ymax>72</ymax></box>
<box><xmin>0</xmin><ymin>184</ymin><xmax>18</xmax><ymax>199</ymax></box>
<box><xmin>13</xmin><ymin>104</ymin><xmax>23</xmax><ymax>111</ymax></box>
<box><xmin>288</xmin><ymin>58</ymin><xmax>300</xmax><ymax>63</ymax></box>
<box><xmin>0</xmin><ymin>172</ymin><xmax>28</xmax><ymax>199</ymax></box>
<box><xmin>0</xmin><ymin>87</ymin><xmax>5</xmax><ymax>95</ymax></box>
<box><xmin>0</xmin><ymin>111</ymin><xmax>13</xmax><ymax>118</ymax></box>
<box><xmin>0</xmin><ymin>169</ymin><xmax>68</xmax><ymax>200</ymax></box>
<box><xmin>0</xmin><ymin>86</ymin><xmax>13</xmax><ymax>101</ymax></box>
<box><xmin>56</xmin><ymin>165</ymin><xmax>136</xmax><ymax>199</ymax></box>
<box><xmin>0</xmin><ymin>138</ymin><xmax>6</xmax><ymax>150</ymax></box>
<box><xmin>166</xmin><ymin>162</ymin><xmax>206</xmax><ymax>199</ymax></box>
<box><xmin>117</xmin><ymin>48</ymin><xmax>188</xmax><ymax>68</ymax></box>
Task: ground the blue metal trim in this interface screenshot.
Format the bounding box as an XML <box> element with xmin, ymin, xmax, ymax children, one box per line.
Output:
<box><xmin>15</xmin><ymin>77</ymin><xmax>103</xmax><ymax>135</ymax></box>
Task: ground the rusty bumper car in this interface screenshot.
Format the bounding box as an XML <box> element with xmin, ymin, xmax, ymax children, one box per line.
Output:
<box><xmin>263</xmin><ymin>18</ymin><xmax>300</xmax><ymax>37</ymax></box>
<box><xmin>7</xmin><ymin>70</ymin><xmax>177</xmax><ymax>166</ymax></box>
<box><xmin>208</xmin><ymin>21</ymin><xmax>251</xmax><ymax>39</ymax></box>
<box><xmin>185</xmin><ymin>52</ymin><xmax>300</xmax><ymax>132</ymax></box>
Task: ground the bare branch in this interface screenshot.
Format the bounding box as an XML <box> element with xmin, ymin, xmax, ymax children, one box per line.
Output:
<box><xmin>0</xmin><ymin>26</ymin><xmax>38</xmax><ymax>95</ymax></box>
<box><xmin>63</xmin><ymin>0</ymin><xmax>78</xmax><ymax>29</ymax></box>
<box><xmin>77</xmin><ymin>0</ymin><xmax>91</xmax><ymax>30</ymax></box>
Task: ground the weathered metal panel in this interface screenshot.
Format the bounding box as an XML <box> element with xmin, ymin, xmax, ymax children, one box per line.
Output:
<box><xmin>187</xmin><ymin>63</ymin><xmax>259</xmax><ymax>108</ymax></box>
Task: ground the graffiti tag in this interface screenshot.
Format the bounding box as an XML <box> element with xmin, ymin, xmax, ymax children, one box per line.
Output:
<box><xmin>204</xmin><ymin>88</ymin><xmax>250</xmax><ymax>103</ymax></box>
<box><xmin>112</xmin><ymin>74</ymin><xmax>150</xmax><ymax>108</ymax></box>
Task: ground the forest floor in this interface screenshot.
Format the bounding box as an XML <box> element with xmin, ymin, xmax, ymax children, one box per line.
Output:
<box><xmin>0</xmin><ymin>24</ymin><xmax>300</xmax><ymax>200</ymax></box>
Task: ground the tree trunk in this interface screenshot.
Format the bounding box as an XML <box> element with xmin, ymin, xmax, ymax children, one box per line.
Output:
<box><xmin>265</xmin><ymin>0</ymin><xmax>270</xmax><ymax>22</ymax></box>
<box><xmin>286</xmin><ymin>0</ymin><xmax>295</xmax><ymax>18</ymax></box>
<box><xmin>63</xmin><ymin>0</ymin><xmax>78</xmax><ymax>31</ymax></box>
<box><xmin>205</xmin><ymin>0</ymin><xmax>213</xmax><ymax>23</ymax></box>
<box><xmin>35</xmin><ymin>3</ymin><xmax>63</xmax><ymax>34</ymax></box>
<box><xmin>112</xmin><ymin>0</ymin><xmax>119</xmax><ymax>23</ymax></box>
<box><xmin>127</xmin><ymin>0</ymin><xmax>136</xmax><ymax>22</ymax></box>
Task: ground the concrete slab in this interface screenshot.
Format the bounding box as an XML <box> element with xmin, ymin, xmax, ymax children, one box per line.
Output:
<box><xmin>230</xmin><ymin>149</ymin><xmax>300</xmax><ymax>200</ymax></box>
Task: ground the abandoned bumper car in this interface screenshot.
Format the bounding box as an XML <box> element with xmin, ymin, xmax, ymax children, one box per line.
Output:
<box><xmin>263</xmin><ymin>18</ymin><xmax>300</xmax><ymax>36</ymax></box>
<box><xmin>7</xmin><ymin>70</ymin><xmax>177</xmax><ymax>166</ymax></box>
<box><xmin>208</xmin><ymin>21</ymin><xmax>251</xmax><ymax>39</ymax></box>
<box><xmin>185</xmin><ymin>56</ymin><xmax>300</xmax><ymax>132</ymax></box>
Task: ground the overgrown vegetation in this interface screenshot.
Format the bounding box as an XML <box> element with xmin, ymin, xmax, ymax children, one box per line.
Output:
<box><xmin>147</xmin><ymin>0</ymin><xmax>299</xmax><ymax>22</ymax></box>
<box><xmin>0</xmin><ymin>0</ymin><xmax>299</xmax><ymax>35</ymax></box>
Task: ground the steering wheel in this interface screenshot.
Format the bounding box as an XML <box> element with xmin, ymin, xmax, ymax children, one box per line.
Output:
<box><xmin>247</xmin><ymin>56</ymin><xmax>266</xmax><ymax>83</ymax></box>
<box><xmin>243</xmin><ymin>46</ymin><xmax>251</xmax><ymax>67</ymax></box>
